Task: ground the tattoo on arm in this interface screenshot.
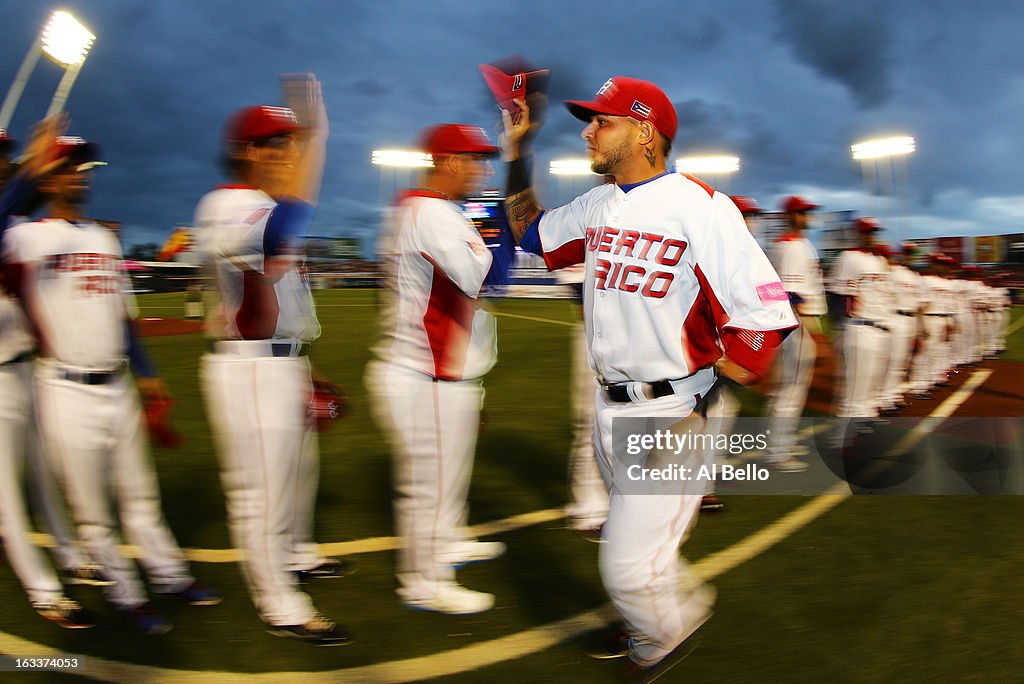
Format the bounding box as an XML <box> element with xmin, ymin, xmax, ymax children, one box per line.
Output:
<box><xmin>504</xmin><ymin>155</ymin><xmax>541</xmax><ymax>243</ymax></box>
<box><xmin>505</xmin><ymin>189</ymin><xmax>541</xmax><ymax>243</ymax></box>
<box><xmin>643</xmin><ymin>145</ymin><xmax>657</xmax><ymax>169</ymax></box>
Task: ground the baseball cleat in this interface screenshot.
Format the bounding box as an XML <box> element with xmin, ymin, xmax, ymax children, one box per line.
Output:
<box><xmin>574</xmin><ymin>525</ymin><xmax>605</xmax><ymax>543</ymax></box>
<box><xmin>440</xmin><ymin>540</ymin><xmax>507</xmax><ymax>567</ymax></box>
<box><xmin>623</xmin><ymin>586</ymin><xmax>713</xmax><ymax>680</ymax></box>
<box><xmin>63</xmin><ymin>563</ymin><xmax>115</xmax><ymax>587</ymax></box>
<box><xmin>34</xmin><ymin>598</ymin><xmax>97</xmax><ymax>629</ymax></box>
<box><xmin>583</xmin><ymin>622</ymin><xmax>631</xmax><ymax>659</ymax></box>
<box><xmin>401</xmin><ymin>583</ymin><xmax>495</xmax><ymax>615</ymax></box>
<box><xmin>119</xmin><ymin>603</ymin><xmax>172</xmax><ymax>635</ymax></box>
<box><xmin>267</xmin><ymin>613</ymin><xmax>353</xmax><ymax>646</ymax></box>
<box><xmin>622</xmin><ymin>636</ymin><xmax>703</xmax><ymax>682</ymax></box>
<box><xmin>700</xmin><ymin>494</ymin><xmax>725</xmax><ymax>512</ymax></box>
<box><xmin>295</xmin><ymin>557</ymin><xmax>357</xmax><ymax>581</ymax></box>
<box><xmin>160</xmin><ymin>581</ymin><xmax>223</xmax><ymax>606</ymax></box>
<box><xmin>768</xmin><ymin>457</ymin><xmax>809</xmax><ymax>473</ymax></box>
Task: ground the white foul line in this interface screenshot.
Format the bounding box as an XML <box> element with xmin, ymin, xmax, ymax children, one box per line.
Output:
<box><xmin>29</xmin><ymin>508</ymin><xmax>568</xmax><ymax>564</ymax></box>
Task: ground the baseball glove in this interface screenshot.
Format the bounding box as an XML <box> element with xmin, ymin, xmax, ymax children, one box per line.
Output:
<box><xmin>308</xmin><ymin>379</ymin><xmax>350</xmax><ymax>431</ymax></box>
<box><xmin>143</xmin><ymin>395</ymin><xmax>184</xmax><ymax>448</ymax></box>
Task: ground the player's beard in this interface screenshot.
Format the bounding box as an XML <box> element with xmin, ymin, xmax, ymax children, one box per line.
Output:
<box><xmin>590</xmin><ymin>136</ymin><xmax>631</xmax><ymax>175</ymax></box>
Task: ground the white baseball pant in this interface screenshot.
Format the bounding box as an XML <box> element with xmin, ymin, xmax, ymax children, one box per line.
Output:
<box><xmin>836</xmin><ymin>322</ymin><xmax>888</xmax><ymax>417</ymax></box>
<box><xmin>592</xmin><ymin>370</ymin><xmax>716</xmax><ymax>667</ymax></box>
<box><xmin>766</xmin><ymin>319</ymin><xmax>816</xmax><ymax>456</ymax></box>
<box><xmin>0</xmin><ymin>360</ymin><xmax>66</xmax><ymax>607</ymax></box>
<box><xmin>366</xmin><ymin>360</ymin><xmax>483</xmax><ymax>602</ymax></box>
<box><xmin>927</xmin><ymin>316</ymin><xmax>952</xmax><ymax>385</ymax></box>
<box><xmin>201</xmin><ymin>352</ymin><xmax>319</xmax><ymax>626</ymax></box>
<box><xmin>881</xmin><ymin>313</ymin><xmax>916</xmax><ymax>406</ymax></box>
<box><xmin>34</xmin><ymin>361</ymin><xmax>193</xmax><ymax>609</ymax></box>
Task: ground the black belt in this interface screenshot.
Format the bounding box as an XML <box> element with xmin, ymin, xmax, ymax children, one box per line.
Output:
<box><xmin>850</xmin><ymin>319</ymin><xmax>890</xmax><ymax>332</ymax></box>
<box><xmin>925</xmin><ymin>313</ymin><xmax>951</xmax><ymax>317</ymax></box>
<box><xmin>271</xmin><ymin>342</ymin><xmax>312</xmax><ymax>357</ymax></box>
<box><xmin>59</xmin><ymin>368</ymin><xmax>122</xmax><ymax>385</ymax></box>
<box><xmin>897</xmin><ymin>311</ymin><xmax>916</xmax><ymax>316</ymax></box>
<box><xmin>603</xmin><ymin>379</ymin><xmax>675</xmax><ymax>403</ymax></box>
<box><xmin>209</xmin><ymin>341</ymin><xmax>312</xmax><ymax>357</ymax></box>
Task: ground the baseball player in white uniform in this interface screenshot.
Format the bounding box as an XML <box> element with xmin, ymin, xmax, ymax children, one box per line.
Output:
<box><xmin>907</xmin><ymin>260</ymin><xmax>953</xmax><ymax>398</ymax></box>
<box><xmin>879</xmin><ymin>244</ymin><xmax>925</xmax><ymax>412</ymax></box>
<box><xmin>765</xmin><ymin>196</ymin><xmax>827</xmax><ymax>472</ymax></box>
<box><xmin>829</xmin><ymin>218</ymin><xmax>894</xmax><ymax>423</ymax></box>
<box><xmin>0</xmin><ymin>122</ymin><xmax>106</xmax><ymax>629</ymax></box>
<box><xmin>196</xmin><ymin>77</ymin><xmax>352</xmax><ymax>646</ymax></box>
<box><xmin>2</xmin><ymin>136</ymin><xmax>219</xmax><ymax>636</ymax></box>
<box><xmin>367</xmin><ymin>123</ymin><xmax>512</xmax><ymax>615</ymax></box>
<box><xmin>501</xmin><ymin>77</ymin><xmax>797</xmax><ymax>676</ymax></box>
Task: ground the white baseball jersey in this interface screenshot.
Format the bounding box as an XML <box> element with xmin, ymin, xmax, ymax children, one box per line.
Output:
<box><xmin>2</xmin><ymin>219</ymin><xmax>134</xmax><ymax>369</ymax></box>
<box><xmin>769</xmin><ymin>235</ymin><xmax>827</xmax><ymax>316</ymax></box>
<box><xmin>829</xmin><ymin>249</ymin><xmax>893</xmax><ymax>323</ymax></box>
<box><xmin>889</xmin><ymin>264</ymin><xmax>923</xmax><ymax>313</ymax></box>
<box><xmin>376</xmin><ymin>190</ymin><xmax>496</xmax><ymax>382</ymax></box>
<box><xmin>194</xmin><ymin>186</ymin><xmax>320</xmax><ymax>342</ymax></box>
<box><xmin>922</xmin><ymin>275</ymin><xmax>955</xmax><ymax>315</ymax></box>
<box><xmin>531</xmin><ymin>172</ymin><xmax>796</xmax><ymax>383</ymax></box>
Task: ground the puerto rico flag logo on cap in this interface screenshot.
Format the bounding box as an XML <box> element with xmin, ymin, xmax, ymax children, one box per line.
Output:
<box><xmin>631</xmin><ymin>100</ymin><xmax>652</xmax><ymax>118</ymax></box>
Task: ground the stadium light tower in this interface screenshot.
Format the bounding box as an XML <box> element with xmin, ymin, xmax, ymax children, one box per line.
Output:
<box><xmin>675</xmin><ymin>155</ymin><xmax>740</xmax><ymax>192</ymax></box>
<box><xmin>851</xmin><ymin>135</ymin><xmax>915</xmax><ymax>239</ymax></box>
<box><xmin>370</xmin><ymin>149</ymin><xmax>433</xmax><ymax>168</ymax></box>
<box><xmin>549</xmin><ymin>157</ymin><xmax>602</xmax><ymax>205</ymax></box>
<box><xmin>371</xmin><ymin>148</ymin><xmax>434</xmax><ymax>209</ymax></box>
<box><xmin>0</xmin><ymin>10</ymin><xmax>96</xmax><ymax>128</ymax></box>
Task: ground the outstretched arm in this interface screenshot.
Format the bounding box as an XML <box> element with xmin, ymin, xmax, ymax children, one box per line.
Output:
<box><xmin>1</xmin><ymin>114</ymin><xmax>68</xmax><ymax>232</ymax></box>
<box><xmin>501</xmin><ymin>98</ymin><xmax>543</xmax><ymax>243</ymax></box>
<box><xmin>282</xmin><ymin>73</ymin><xmax>328</xmax><ymax>206</ymax></box>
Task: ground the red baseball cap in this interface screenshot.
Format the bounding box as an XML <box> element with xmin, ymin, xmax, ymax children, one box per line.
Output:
<box><xmin>730</xmin><ymin>196</ymin><xmax>761</xmax><ymax>215</ymax></box>
<box><xmin>781</xmin><ymin>195</ymin><xmax>819</xmax><ymax>213</ymax></box>
<box><xmin>852</xmin><ymin>217</ymin><xmax>882</xmax><ymax>233</ymax></box>
<box><xmin>565</xmin><ymin>76</ymin><xmax>678</xmax><ymax>141</ymax></box>
<box><xmin>51</xmin><ymin>136</ymin><xmax>104</xmax><ymax>170</ymax></box>
<box><xmin>421</xmin><ymin>124</ymin><xmax>499</xmax><ymax>157</ymax></box>
<box><xmin>225</xmin><ymin>106</ymin><xmax>302</xmax><ymax>144</ymax></box>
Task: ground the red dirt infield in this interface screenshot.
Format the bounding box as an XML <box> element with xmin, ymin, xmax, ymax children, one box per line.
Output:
<box><xmin>136</xmin><ymin>316</ymin><xmax>204</xmax><ymax>337</ymax></box>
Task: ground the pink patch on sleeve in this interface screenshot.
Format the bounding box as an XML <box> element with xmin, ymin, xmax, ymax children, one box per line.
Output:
<box><xmin>756</xmin><ymin>281</ymin><xmax>789</xmax><ymax>304</ymax></box>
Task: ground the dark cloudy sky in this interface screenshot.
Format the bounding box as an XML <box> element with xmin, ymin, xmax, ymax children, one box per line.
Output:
<box><xmin>4</xmin><ymin>0</ymin><xmax>1024</xmax><ymax>251</ymax></box>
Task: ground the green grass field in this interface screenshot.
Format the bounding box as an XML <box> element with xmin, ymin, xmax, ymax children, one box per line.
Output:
<box><xmin>1</xmin><ymin>294</ymin><xmax>1022</xmax><ymax>683</ymax></box>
